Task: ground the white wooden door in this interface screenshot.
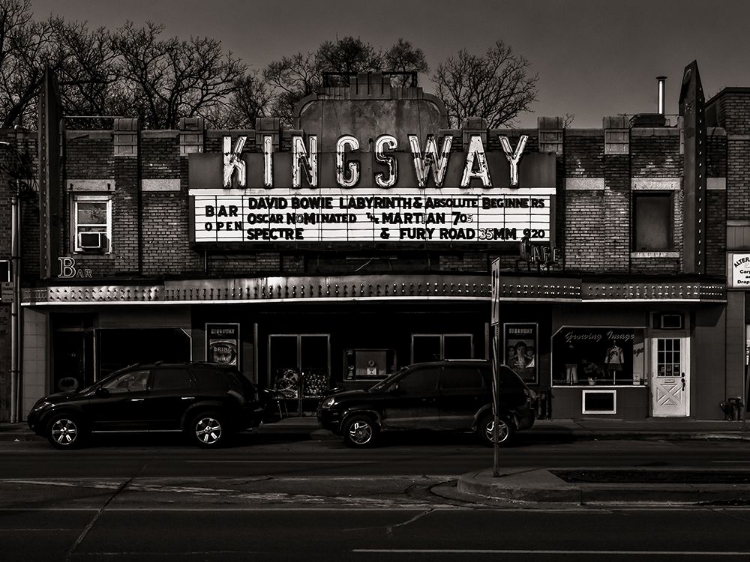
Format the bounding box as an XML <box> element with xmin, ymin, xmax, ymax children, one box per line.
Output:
<box><xmin>651</xmin><ymin>337</ymin><xmax>690</xmax><ymax>417</ymax></box>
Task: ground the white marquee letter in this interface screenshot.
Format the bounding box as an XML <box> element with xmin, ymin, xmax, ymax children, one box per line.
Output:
<box><xmin>223</xmin><ymin>136</ymin><xmax>247</xmax><ymax>188</ymax></box>
<box><xmin>263</xmin><ymin>135</ymin><xmax>274</xmax><ymax>188</ymax></box>
<box><xmin>408</xmin><ymin>134</ymin><xmax>453</xmax><ymax>188</ymax></box>
<box><xmin>461</xmin><ymin>134</ymin><xmax>492</xmax><ymax>187</ymax></box>
<box><xmin>336</xmin><ymin>135</ymin><xmax>360</xmax><ymax>187</ymax></box>
<box><xmin>374</xmin><ymin>135</ymin><xmax>398</xmax><ymax>188</ymax></box>
<box><xmin>292</xmin><ymin>135</ymin><xmax>318</xmax><ymax>188</ymax></box>
<box><xmin>500</xmin><ymin>135</ymin><xmax>528</xmax><ymax>187</ymax></box>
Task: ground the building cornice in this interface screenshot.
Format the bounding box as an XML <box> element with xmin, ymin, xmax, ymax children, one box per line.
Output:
<box><xmin>21</xmin><ymin>274</ymin><xmax>726</xmax><ymax>305</ymax></box>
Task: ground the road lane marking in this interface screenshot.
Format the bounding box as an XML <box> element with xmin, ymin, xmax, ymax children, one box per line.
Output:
<box><xmin>184</xmin><ymin>460</ymin><xmax>377</xmax><ymax>463</ymax></box>
<box><xmin>353</xmin><ymin>549</ymin><xmax>750</xmax><ymax>556</ymax></box>
<box><xmin>0</xmin><ymin>479</ymin><xmax>120</xmax><ymax>488</ymax></box>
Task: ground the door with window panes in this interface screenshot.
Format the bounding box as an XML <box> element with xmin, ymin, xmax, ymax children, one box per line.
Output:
<box><xmin>651</xmin><ymin>337</ymin><xmax>690</xmax><ymax>417</ymax></box>
<box><xmin>268</xmin><ymin>335</ymin><xmax>330</xmax><ymax>399</ymax></box>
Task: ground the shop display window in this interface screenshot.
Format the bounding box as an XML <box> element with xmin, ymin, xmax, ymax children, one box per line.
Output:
<box><xmin>344</xmin><ymin>349</ymin><xmax>397</xmax><ymax>381</ymax></box>
<box><xmin>552</xmin><ymin>327</ymin><xmax>646</xmax><ymax>386</ymax></box>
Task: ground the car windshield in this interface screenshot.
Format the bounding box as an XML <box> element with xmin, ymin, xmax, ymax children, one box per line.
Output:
<box><xmin>77</xmin><ymin>364</ymin><xmax>142</xmax><ymax>394</ymax></box>
<box><xmin>369</xmin><ymin>367</ymin><xmax>408</xmax><ymax>391</ymax></box>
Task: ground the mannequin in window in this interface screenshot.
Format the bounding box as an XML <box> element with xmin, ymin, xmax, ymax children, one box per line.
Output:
<box><xmin>605</xmin><ymin>340</ymin><xmax>625</xmax><ymax>380</ymax></box>
<box><xmin>564</xmin><ymin>343</ymin><xmax>578</xmax><ymax>384</ymax></box>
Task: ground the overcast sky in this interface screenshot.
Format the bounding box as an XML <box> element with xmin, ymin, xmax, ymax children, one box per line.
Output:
<box><xmin>31</xmin><ymin>0</ymin><xmax>750</xmax><ymax>128</ymax></box>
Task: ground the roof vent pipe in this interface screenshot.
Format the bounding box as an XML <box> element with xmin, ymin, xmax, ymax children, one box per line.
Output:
<box><xmin>657</xmin><ymin>76</ymin><xmax>667</xmax><ymax>115</ymax></box>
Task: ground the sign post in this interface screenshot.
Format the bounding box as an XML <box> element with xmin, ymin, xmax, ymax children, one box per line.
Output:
<box><xmin>491</xmin><ymin>259</ymin><xmax>501</xmax><ymax>477</ymax></box>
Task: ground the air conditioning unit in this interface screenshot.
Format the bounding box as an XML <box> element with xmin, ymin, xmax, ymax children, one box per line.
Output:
<box><xmin>78</xmin><ymin>232</ymin><xmax>107</xmax><ymax>250</ymax></box>
<box><xmin>659</xmin><ymin>313</ymin><xmax>683</xmax><ymax>330</ymax></box>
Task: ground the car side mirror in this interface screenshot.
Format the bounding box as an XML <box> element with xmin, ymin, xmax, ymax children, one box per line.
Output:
<box><xmin>389</xmin><ymin>383</ymin><xmax>401</xmax><ymax>394</ymax></box>
<box><xmin>95</xmin><ymin>387</ymin><xmax>110</xmax><ymax>398</ymax></box>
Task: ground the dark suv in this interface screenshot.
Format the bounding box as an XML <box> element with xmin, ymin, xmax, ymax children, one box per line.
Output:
<box><xmin>28</xmin><ymin>362</ymin><xmax>270</xmax><ymax>449</ymax></box>
<box><xmin>317</xmin><ymin>360</ymin><xmax>537</xmax><ymax>448</ymax></box>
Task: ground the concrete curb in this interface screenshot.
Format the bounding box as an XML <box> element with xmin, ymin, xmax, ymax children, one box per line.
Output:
<box><xmin>457</xmin><ymin>468</ymin><xmax>750</xmax><ymax>505</ymax></box>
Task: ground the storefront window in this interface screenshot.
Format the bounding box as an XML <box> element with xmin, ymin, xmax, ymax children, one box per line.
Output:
<box><xmin>412</xmin><ymin>334</ymin><xmax>473</xmax><ymax>362</ymax></box>
<box><xmin>344</xmin><ymin>349</ymin><xmax>397</xmax><ymax>381</ymax></box>
<box><xmin>552</xmin><ymin>327</ymin><xmax>646</xmax><ymax>386</ymax></box>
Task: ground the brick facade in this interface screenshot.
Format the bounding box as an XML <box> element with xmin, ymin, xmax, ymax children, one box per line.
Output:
<box><xmin>0</xmin><ymin>122</ymin><xmax>719</xmax><ymax>281</ymax></box>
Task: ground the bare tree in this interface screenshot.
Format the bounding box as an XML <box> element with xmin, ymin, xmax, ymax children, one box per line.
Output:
<box><xmin>317</xmin><ymin>36</ymin><xmax>382</xmax><ymax>75</ymax></box>
<box><xmin>433</xmin><ymin>40</ymin><xmax>538</xmax><ymax>128</ymax></box>
<box><xmin>112</xmin><ymin>21</ymin><xmax>245</xmax><ymax>129</ymax></box>
<box><xmin>383</xmin><ymin>38</ymin><xmax>428</xmax><ymax>86</ymax></box>
<box><xmin>263</xmin><ymin>51</ymin><xmax>321</xmax><ymax>125</ymax></box>
<box><xmin>0</xmin><ymin>0</ymin><xmax>70</xmax><ymax>127</ymax></box>
<box><xmin>56</xmin><ymin>22</ymin><xmax>120</xmax><ymax>119</ymax></box>
<box><xmin>211</xmin><ymin>71</ymin><xmax>271</xmax><ymax>129</ymax></box>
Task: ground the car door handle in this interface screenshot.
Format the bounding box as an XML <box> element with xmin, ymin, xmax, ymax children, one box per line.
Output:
<box><xmin>181</xmin><ymin>397</ymin><xmax>195</xmax><ymax>400</ymax></box>
<box><xmin>130</xmin><ymin>398</ymin><xmax>145</xmax><ymax>402</ymax></box>
<box><xmin>421</xmin><ymin>398</ymin><xmax>437</xmax><ymax>403</ymax></box>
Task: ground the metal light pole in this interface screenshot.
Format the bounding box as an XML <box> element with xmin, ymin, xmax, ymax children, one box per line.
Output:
<box><xmin>490</xmin><ymin>259</ymin><xmax>501</xmax><ymax>477</ymax></box>
<box><xmin>9</xmin><ymin>183</ymin><xmax>19</xmax><ymax>423</ymax></box>
<box><xmin>1</xmin><ymin>141</ymin><xmax>30</xmax><ymax>424</ymax></box>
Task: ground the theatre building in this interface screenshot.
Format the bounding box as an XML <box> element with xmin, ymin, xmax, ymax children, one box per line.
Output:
<box><xmin>0</xmin><ymin>62</ymin><xmax>741</xmax><ymax>423</ymax></box>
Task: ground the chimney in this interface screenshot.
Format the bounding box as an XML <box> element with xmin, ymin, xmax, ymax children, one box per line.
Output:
<box><xmin>657</xmin><ymin>76</ymin><xmax>667</xmax><ymax>115</ymax></box>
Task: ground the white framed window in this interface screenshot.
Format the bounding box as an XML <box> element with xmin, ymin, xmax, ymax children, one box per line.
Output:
<box><xmin>582</xmin><ymin>390</ymin><xmax>617</xmax><ymax>414</ymax></box>
<box><xmin>71</xmin><ymin>194</ymin><xmax>112</xmax><ymax>253</ymax></box>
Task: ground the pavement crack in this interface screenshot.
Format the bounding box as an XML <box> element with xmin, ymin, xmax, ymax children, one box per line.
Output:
<box><xmin>64</xmin><ymin>458</ymin><xmax>152</xmax><ymax>562</ymax></box>
<box><xmin>385</xmin><ymin>509</ymin><xmax>433</xmax><ymax>535</ymax></box>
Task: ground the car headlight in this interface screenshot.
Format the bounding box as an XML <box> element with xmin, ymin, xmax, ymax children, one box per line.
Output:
<box><xmin>322</xmin><ymin>397</ymin><xmax>336</xmax><ymax>409</ymax></box>
<box><xmin>32</xmin><ymin>400</ymin><xmax>53</xmax><ymax>412</ymax></box>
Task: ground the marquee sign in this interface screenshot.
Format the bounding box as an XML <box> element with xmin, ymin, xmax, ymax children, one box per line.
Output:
<box><xmin>189</xmin><ymin>134</ymin><xmax>556</xmax><ymax>245</ymax></box>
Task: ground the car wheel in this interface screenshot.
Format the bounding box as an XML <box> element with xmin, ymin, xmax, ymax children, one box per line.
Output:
<box><xmin>343</xmin><ymin>414</ymin><xmax>378</xmax><ymax>448</ymax></box>
<box><xmin>47</xmin><ymin>414</ymin><xmax>85</xmax><ymax>449</ymax></box>
<box><xmin>190</xmin><ymin>411</ymin><xmax>225</xmax><ymax>447</ymax></box>
<box><xmin>478</xmin><ymin>413</ymin><xmax>514</xmax><ymax>446</ymax></box>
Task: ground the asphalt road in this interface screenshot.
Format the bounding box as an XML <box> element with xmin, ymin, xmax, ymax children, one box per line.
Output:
<box><xmin>4</xmin><ymin>434</ymin><xmax>750</xmax><ymax>561</ymax></box>
<box><xmin>3</xmin><ymin>431</ymin><xmax>750</xmax><ymax>478</ymax></box>
<box><xmin>5</xmin><ymin>507</ymin><xmax>750</xmax><ymax>561</ymax></box>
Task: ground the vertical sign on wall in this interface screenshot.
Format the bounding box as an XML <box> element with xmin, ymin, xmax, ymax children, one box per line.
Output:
<box><xmin>206</xmin><ymin>324</ymin><xmax>240</xmax><ymax>367</ymax></box>
<box><xmin>679</xmin><ymin>60</ymin><xmax>707</xmax><ymax>275</ymax></box>
<box><xmin>38</xmin><ymin>67</ymin><xmax>62</xmax><ymax>279</ymax></box>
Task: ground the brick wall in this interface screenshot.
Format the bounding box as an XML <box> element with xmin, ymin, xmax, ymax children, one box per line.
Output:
<box><xmin>564</xmin><ymin>190</ymin><xmax>605</xmax><ymax>271</ymax></box>
<box><xmin>7</xmin><ymin>113</ymin><xmax>728</xmax><ymax>283</ymax></box>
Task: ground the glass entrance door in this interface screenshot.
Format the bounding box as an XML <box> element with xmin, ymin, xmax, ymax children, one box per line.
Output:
<box><xmin>268</xmin><ymin>334</ymin><xmax>330</xmax><ymax>399</ymax></box>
